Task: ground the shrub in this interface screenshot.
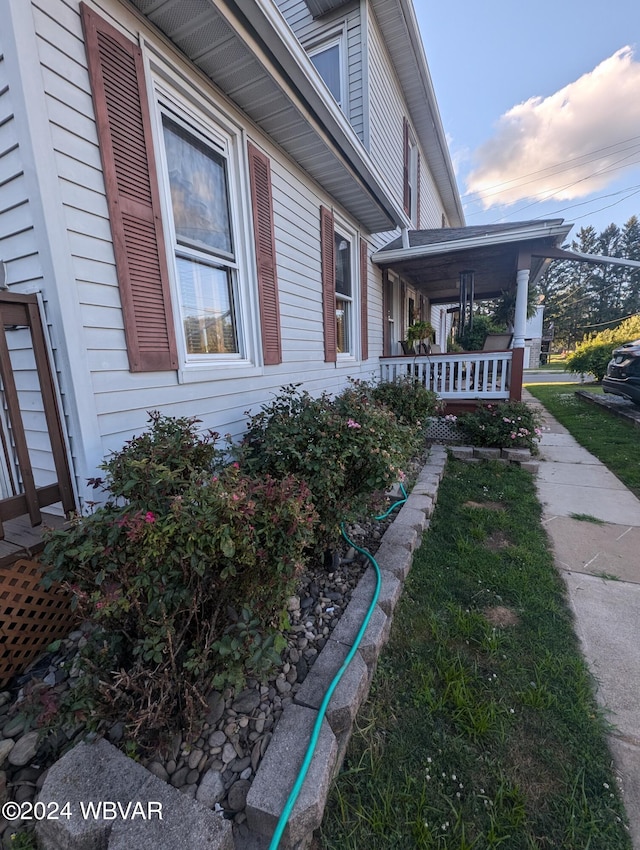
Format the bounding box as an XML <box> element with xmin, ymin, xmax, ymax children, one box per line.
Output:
<box><xmin>41</xmin><ymin>424</ymin><xmax>316</xmax><ymax>746</ymax></box>
<box><xmin>369</xmin><ymin>377</ymin><xmax>442</xmax><ymax>427</ymax></box>
<box><xmin>91</xmin><ymin>410</ymin><xmax>225</xmax><ymax>511</ymax></box>
<box><xmin>457</xmin><ymin>315</ymin><xmax>503</xmax><ymax>351</ymax></box>
<box><xmin>455</xmin><ymin>401</ymin><xmax>542</xmax><ymax>453</ymax></box>
<box><xmin>567</xmin><ymin>314</ymin><xmax>640</xmax><ymax>381</ymax></box>
<box><xmin>240</xmin><ymin>384</ymin><xmax>416</xmax><ymax>548</ymax></box>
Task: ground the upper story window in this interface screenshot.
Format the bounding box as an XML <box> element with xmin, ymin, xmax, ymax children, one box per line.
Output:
<box><xmin>403</xmin><ymin>118</ymin><xmax>420</xmax><ymax>225</ymax></box>
<box><xmin>308</xmin><ymin>33</ymin><xmax>345</xmax><ymax>108</ymax></box>
<box><xmin>160</xmin><ymin>113</ymin><xmax>241</xmax><ymax>358</ymax></box>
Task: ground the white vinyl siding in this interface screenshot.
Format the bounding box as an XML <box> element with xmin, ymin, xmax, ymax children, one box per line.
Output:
<box><xmin>0</xmin><ymin>52</ymin><xmax>42</xmax><ymax>291</ymax></box>
<box><xmin>367</xmin><ymin>9</ymin><xmax>443</xmax><ymax>227</ymax></box>
<box><xmin>26</xmin><ymin>0</ymin><xmax>384</xmax><ymax>485</ymax></box>
<box><xmin>0</xmin><ymin>40</ymin><xmax>62</xmax><ymax>496</ymax></box>
<box><xmin>274</xmin><ymin>0</ymin><xmax>365</xmax><ymax>142</ymax></box>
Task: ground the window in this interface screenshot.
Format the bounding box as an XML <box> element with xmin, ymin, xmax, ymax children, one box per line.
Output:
<box><xmin>320</xmin><ymin>206</ymin><xmax>359</xmax><ymax>361</ymax></box>
<box><xmin>403</xmin><ymin>118</ymin><xmax>420</xmax><ymax>225</ymax></box>
<box><xmin>309</xmin><ymin>36</ymin><xmax>344</xmax><ymax>107</ymax></box>
<box><xmin>82</xmin><ymin>4</ymin><xmax>282</xmax><ymax>376</ymax></box>
<box><xmin>335</xmin><ymin>231</ymin><xmax>352</xmax><ymax>353</ymax></box>
<box><xmin>161</xmin><ymin>114</ymin><xmax>240</xmax><ymax>358</ymax></box>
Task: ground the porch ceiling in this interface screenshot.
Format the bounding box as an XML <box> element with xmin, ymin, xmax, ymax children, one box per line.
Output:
<box><xmin>372</xmin><ymin>220</ymin><xmax>573</xmax><ymax>302</ymax></box>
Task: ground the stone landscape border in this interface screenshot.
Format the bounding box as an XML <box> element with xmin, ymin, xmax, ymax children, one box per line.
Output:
<box><xmin>35</xmin><ymin>444</ymin><xmax>537</xmax><ymax>850</ymax></box>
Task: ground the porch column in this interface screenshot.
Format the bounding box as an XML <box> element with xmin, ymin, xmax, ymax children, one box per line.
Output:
<box><xmin>510</xmin><ymin>262</ymin><xmax>530</xmax><ymax>402</ymax></box>
<box><xmin>513</xmin><ymin>266</ymin><xmax>530</xmax><ymax>348</ymax></box>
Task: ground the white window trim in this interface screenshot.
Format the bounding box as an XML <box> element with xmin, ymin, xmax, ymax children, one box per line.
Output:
<box><xmin>407</xmin><ymin>126</ymin><xmax>419</xmax><ymax>225</ymax></box>
<box><xmin>142</xmin><ymin>44</ymin><xmax>263</xmax><ymax>383</ymax></box>
<box><xmin>306</xmin><ymin>27</ymin><xmax>347</xmax><ymax>114</ymax></box>
<box><xmin>333</xmin><ymin>215</ymin><xmax>360</xmax><ymax>363</ymax></box>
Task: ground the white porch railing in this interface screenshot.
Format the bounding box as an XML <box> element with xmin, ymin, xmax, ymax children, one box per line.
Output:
<box><xmin>379</xmin><ymin>351</ymin><xmax>513</xmax><ymax>401</ymax></box>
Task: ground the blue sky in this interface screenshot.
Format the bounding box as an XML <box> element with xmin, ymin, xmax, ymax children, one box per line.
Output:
<box><xmin>415</xmin><ymin>1</ymin><xmax>640</xmax><ymax>241</ymax></box>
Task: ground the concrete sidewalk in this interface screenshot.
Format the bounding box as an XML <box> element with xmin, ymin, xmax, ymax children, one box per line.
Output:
<box><xmin>523</xmin><ymin>389</ymin><xmax>640</xmax><ymax>846</ymax></box>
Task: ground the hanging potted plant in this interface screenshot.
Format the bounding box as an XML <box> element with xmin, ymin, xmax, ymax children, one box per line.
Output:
<box><xmin>406</xmin><ymin>320</ymin><xmax>435</xmax><ymax>352</ymax></box>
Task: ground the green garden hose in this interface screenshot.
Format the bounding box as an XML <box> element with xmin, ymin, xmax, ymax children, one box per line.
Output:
<box><xmin>268</xmin><ymin>484</ymin><xmax>408</xmax><ymax>850</ymax></box>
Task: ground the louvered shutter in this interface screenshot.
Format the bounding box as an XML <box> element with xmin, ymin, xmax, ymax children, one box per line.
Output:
<box><xmin>360</xmin><ymin>238</ymin><xmax>368</xmax><ymax>361</ymax></box>
<box><xmin>248</xmin><ymin>143</ymin><xmax>282</xmax><ymax>366</ymax></box>
<box><xmin>416</xmin><ymin>151</ymin><xmax>421</xmax><ymax>228</ymax></box>
<box><xmin>81</xmin><ymin>3</ymin><xmax>178</xmax><ymax>372</ymax></box>
<box><xmin>320</xmin><ymin>206</ymin><xmax>336</xmax><ymax>363</ymax></box>
<box><xmin>402</xmin><ymin>117</ymin><xmax>410</xmax><ymax>216</ymax></box>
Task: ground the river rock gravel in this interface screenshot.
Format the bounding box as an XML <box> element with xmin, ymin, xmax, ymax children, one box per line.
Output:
<box><xmin>0</xmin><ymin>448</ymin><xmax>428</xmax><ymax>846</ymax></box>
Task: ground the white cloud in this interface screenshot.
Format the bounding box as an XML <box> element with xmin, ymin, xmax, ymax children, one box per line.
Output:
<box><xmin>466</xmin><ymin>47</ymin><xmax>640</xmax><ymax>209</ymax></box>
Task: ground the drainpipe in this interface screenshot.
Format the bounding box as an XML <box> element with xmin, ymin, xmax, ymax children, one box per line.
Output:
<box><xmin>401</xmin><ymin>227</ymin><xmax>410</xmax><ymax>249</ymax></box>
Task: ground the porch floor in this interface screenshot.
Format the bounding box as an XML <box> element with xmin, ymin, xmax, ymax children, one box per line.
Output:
<box><xmin>0</xmin><ymin>513</ymin><xmax>67</xmax><ymax>569</ymax></box>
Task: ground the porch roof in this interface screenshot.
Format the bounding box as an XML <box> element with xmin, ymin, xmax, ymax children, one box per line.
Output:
<box><xmin>371</xmin><ymin>219</ymin><xmax>573</xmax><ymax>303</ymax></box>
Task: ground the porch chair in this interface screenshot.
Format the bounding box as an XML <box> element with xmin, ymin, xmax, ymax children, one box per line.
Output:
<box><xmin>474</xmin><ymin>333</ymin><xmax>513</xmax><ymax>390</ymax></box>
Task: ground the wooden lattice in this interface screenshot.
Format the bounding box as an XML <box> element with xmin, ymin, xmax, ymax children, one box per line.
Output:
<box><xmin>0</xmin><ymin>559</ymin><xmax>75</xmax><ymax>687</ymax></box>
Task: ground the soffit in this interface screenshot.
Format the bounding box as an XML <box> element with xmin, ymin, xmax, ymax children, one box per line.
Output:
<box><xmin>126</xmin><ymin>0</ymin><xmax>400</xmax><ymax>232</ymax></box>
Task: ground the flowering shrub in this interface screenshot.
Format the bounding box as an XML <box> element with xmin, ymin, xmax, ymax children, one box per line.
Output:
<box><xmin>240</xmin><ymin>384</ymin><xmax>416</xmax><ymax>548</ymax></box>
<box><xmin>41</xmin><ymin>422</ymin><xmax>316</xmax><ymax>744</ymax></box>
<box><xmin>90</xmin><ymin>410</ymin><xmax>225</xmax><ymax>512</ymax></box>
<box><xmin>455</xmin><ymin>401</ymin><xmax>542</xmax><ymax>453</ymax></box>
<box><xmin>368</xmin><ymin>377</ymin><xmax>442</xmax><ymax>427</ymax></box>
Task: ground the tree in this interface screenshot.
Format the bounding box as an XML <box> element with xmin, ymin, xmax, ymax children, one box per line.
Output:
<box><xmin>540</xmin><ymin>216</ymin><xmax>640</xmax><ymax>349</ymax></box>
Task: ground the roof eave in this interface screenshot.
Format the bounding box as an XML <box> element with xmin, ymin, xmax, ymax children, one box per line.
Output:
<box><xmin>372</xmin><ymin>222</ymin><xmax>573</xmax><ymax>265</ymax></box>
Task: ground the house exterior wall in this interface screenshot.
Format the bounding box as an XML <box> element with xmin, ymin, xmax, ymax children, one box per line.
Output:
<box><xmin>0</xmin><ymin>0</ymin><xmax>457</xmax><ymax>506</ymax></box>
<box><xmin>0</xmin><ymin>41</ymin><xmax>41</xmax><ymax>293</ymax></box>
<box><xmin>20</xmin><ymin>0</ymin><xmax>393</xmax><ymax>500</ymax></box>
<box><xmin>0</xmin><ymin>25</ymin><xmax>64</xmax><ymax>494</ymax></box>
<box><xmin>274</xmin><ymin>0</ymin><xmax>365</xmax><ymax>144</ymax></box>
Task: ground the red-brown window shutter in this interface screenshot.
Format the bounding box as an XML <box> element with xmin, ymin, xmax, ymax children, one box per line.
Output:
<box><xmin>360</xmin><ymin>238</ymin><xmax>368</xmax><ymax>361</ymax></box>
<box><xmin>81</xmin><ymin>3</ymin><xmax>178</xmax><ymax>372</ymax></box>
<box><xmin>402</xmin><ymin>117</ymin><xmax>410</xmax><ymax>216</ymax></box>
<box><xmin>416</xmin><ymin>151</ymin><xmax>421</xmax><ymax>228</ymax></box>
<box><xmin>320</xmin><ymin>206</ymin><xmax>336</xmax><ymax>363</ymax></box>
<box><xmin>248</xmin><ymin>143</ymin><xmax>282</xmax><ymax>366</ymax></box>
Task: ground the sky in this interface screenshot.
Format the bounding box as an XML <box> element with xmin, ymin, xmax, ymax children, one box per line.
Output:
<box><xmin>415</xmin><ymin>1</ymin><xmax>640</xmax><ymax>242</ymax></box>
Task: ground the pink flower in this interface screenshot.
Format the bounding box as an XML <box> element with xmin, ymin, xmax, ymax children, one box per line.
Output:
<box><xmin>347</xmin><ymin>419</ymin><xmax>361</xmax><ymax>429</ymax></box>
<box><xmin>145</xmin><ymin>511</ymin><xmax>156</xmax><ymax>523</ymax></box>
<box><xmin>232</xmin><ymin>462</ymin><xmax>240</xmax><ymax>469</ymax></box>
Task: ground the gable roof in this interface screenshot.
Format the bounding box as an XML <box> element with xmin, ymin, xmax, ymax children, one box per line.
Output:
<box><xmin>125</xmin><ymin>0</ymin><xmax>462</xmax><ymax>232</ymax></box>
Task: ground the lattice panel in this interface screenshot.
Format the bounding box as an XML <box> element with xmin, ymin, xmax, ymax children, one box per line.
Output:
<box><xmin>425</xmin><ymin>417</ymin><xmax>463</xmax><ymax>443</ymax></box>
<box><xmin>0</xmin><ymin>559</ymin><xmax>74</xmax><ymax>687</ymax></box>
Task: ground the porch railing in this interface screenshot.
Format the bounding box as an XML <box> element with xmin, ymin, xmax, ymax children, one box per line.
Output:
<box><xmin>379</xmin><ymin>350</ymin><xmax>513</xmax><ymax>401</ymax></box>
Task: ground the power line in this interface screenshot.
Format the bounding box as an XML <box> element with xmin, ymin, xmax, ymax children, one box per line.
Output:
<box><xmin>581</xmin><ymin>312</ymin><xmax>637</xmax><ymax>329</ymax></box>
<box><xmin>461</xmin><ymin>134</ymin><xmax>640</xmax><ymax>201</ymax></box>
<box><xmin>481</xmin><ymin>150</ymin><xmax>640</xmax><ymax>219</ymax></box>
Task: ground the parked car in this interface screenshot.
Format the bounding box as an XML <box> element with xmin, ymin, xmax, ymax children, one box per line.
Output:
<box><xmin>603</xmin><ymin>339</ymin><xmax>640</xmax><ymax>406</ymax></box>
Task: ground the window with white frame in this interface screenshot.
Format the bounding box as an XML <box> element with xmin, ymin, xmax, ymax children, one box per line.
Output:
<box><xmin>407</xmin><ymin>128</ymin><xmax>419</xmax><ymax>224</ymax></box>
<box><xmin>308</xmin><ymin>34</ymin><xmax>344</xmax><ymax>108</ymax></box>
<box><xmin>335</xmin><ymin>229</ymin><xmax>354</xmax><ymax>355</ymax></box>
<box><xmin>160</xmin><ymin>112</ymin><xmax>242</xmax><ymax>358</ymax></box>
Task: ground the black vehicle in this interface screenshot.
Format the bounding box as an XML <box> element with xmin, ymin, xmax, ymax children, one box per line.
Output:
<box><xmin>603</xmin><ymin>339</ymin><xmax>640</xmax><ymax>406</ymax></box>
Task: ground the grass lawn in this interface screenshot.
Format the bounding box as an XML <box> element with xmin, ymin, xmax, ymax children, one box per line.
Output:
<box><xmin>318</xmin><ymin>460</ymin><xmax>630</xmax><ymax>850</ymax></box>
<box><xmin>526</xmin><ymin>383</ymin><xmax>640</xmax><ymax>499</ymax></box>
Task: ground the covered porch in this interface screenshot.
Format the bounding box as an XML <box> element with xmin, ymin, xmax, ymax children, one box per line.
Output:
<box><xmin>379</xmin><ymin>348</ymin><xmax>518</xmax><ymax>411</ymax></box>
<box><xmin>372</xmin><ymin>220</ymin><xmax>573</xmax><ymax>409</ymax></box>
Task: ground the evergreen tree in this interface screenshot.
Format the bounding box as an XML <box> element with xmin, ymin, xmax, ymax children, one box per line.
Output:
<box><xmin>540</xmin><ymin>217</ymin><xmax>640</xmax><ymax>349</ymax></box>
